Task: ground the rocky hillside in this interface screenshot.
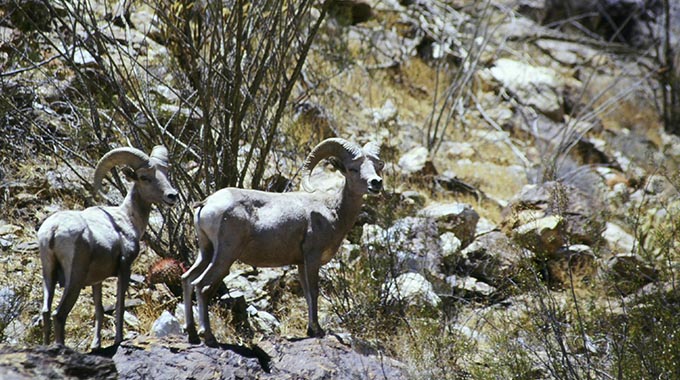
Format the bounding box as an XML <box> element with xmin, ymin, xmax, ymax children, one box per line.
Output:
<box><xmin>1</xmin><ymin>0</ymin><xmax>680</xmax><ymax>379</ymax></box>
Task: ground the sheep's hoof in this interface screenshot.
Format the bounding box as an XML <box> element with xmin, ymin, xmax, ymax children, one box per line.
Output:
<box><xmin>188</xmin><ymin>333</ymin><xmax>201</xmax><ymax>345</ymax></box>
<box><xmin>185</xmin><ymin>325</ymin><xmax>201</xmax><ymax>345</ymax></box>
<box><xmin>203</xmin><ymin>334</ymin><xmax>219</xmax><ymax>348</ymax></box>
<box><xmin>307</xmin><ymin>326</ymin><xmax>326</xmax><ymax>338</ymax></box>
<box><xmin>198</xmin><ymin>328</ymin><xmax>218</xmax><ymax>347</ymax></box>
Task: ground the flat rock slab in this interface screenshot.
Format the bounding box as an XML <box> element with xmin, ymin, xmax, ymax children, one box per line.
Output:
<box><xmin>1</xmin><ymin>335</ymin><xmax>407</xmax><ymax>380</ymax></box>
<box><xmin>114</xmin><ymin>334</ymin><xmax>407</xmax><ymax>380</ymax></box>
<box><xmin>0</xmin><ymin>345</ymin><xmax>117</xmax><ymax>380</ymax></box>
<box><xmin>258</xmin><ymin>335</ymin><xmax>407</xmax><ymax>380</ymax></box>
<box><xmin>112</xmin><ymin>335</ymin><xmax>263</xmax><ymax>380</ymax></box>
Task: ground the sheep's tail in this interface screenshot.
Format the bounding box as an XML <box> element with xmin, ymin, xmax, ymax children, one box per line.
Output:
<box><xmin>192</xmin><ymin>199</ymin><xmax>207</xmax><ymax>227</ymax></box>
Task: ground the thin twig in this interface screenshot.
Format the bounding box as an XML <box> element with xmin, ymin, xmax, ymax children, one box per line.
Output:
<box><xmin>0</xmin><ymin>54</ymin><xmax>62</xmax><ymax>78</ymax></box>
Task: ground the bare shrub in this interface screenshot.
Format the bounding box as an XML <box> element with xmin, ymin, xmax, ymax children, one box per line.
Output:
<box><xmin>1</xmin><ymin>1</ymin><xmax>329</xmax><ymax>265</ymax></box>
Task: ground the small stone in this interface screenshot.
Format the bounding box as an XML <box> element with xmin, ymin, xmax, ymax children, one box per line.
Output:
<box><xmin>124</xmin><ymin>311</ymin><xmax>140</xmax><ymax>328</ymax></box>
<box><xmin>0</xmin><ymin>224</ymin><xmax>21</xmax><ymax>235</ymax></box>
<box><xmin>151</xmin><ymin>310</ymin><xmax>181</xmax><ymax>338</ymax></box>
<box><xmin>447</xmin><ymin>275</ymin><xmax>496</xmax><ymax>298</ymax></box>
<box><xmin>385</xmin><ymin>272</ymin><xmax>441</xmax><ymax>308</ymax></box>
<box><xmin>440</xmin><ymin>232</ymin><xmax>462</xmax><ymax>257</ymax></box>
<box><xmin>397</xmin><ymin>146</ymin><xmax>430</xmax><ymax>175</ymax></box>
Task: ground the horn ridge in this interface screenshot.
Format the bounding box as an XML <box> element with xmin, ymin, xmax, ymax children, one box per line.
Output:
<box><xmin>301</xmin><ymin>138</ymin><xmax>362</xmax><ymax>192</ymax></box>
<box><xmin>93</xmin><ymin>147</ymin><xmax>150</xmax><ymax>194</ymax></box>
<box><xmin>149</xmin><ymin>145</ymin><xmax>169</xmax><ymax>164</ymax></box>
<box><xmin>362</xmin><ymin>141</ymin><xmax>381</xmax><ymax>157</ymax></box>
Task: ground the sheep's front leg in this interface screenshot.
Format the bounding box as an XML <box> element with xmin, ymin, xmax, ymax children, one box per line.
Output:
<box><xmin>114</xmin><ymin>266</ymin><xmax>131</xmax><ymax>346</ymax></box>
<box><xmin>91</xmin><ymin>283</ymin><xmax>104</xmax><ymax>350</ymax></box>
<box><xmin>298</xmin><ymin>260</ymin><xmax>325</xmax><ymax>337</ymax></box>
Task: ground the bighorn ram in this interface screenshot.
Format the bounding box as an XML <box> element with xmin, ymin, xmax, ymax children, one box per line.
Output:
<box><xmin>38</xmin><ymin>146</ymin><xmax>178</xmax><ymax>348</ymax></box>
<box><xmin>182</xmin><ymin>138</ymin><xmax>384</xmax><ymax>345</ymax></box>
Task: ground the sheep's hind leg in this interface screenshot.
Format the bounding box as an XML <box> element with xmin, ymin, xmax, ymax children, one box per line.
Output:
<box><xmin>181</xmin><ymin>255</ymin><xmax>209</xmax><ymax>344</ymax></box>
<box><xmin>52</xmin><ymin>276</ymin><xmax>85</xmax><ymax>346</ymax></box>
<box><xmin>195</xmin><ymin>279</ymin><xmax>223</xmax><ymax>347</ymax></box>
<box><xmin>40</xmin><ymin>259</ymin><xmax>57</xmax><ymax>345</ymax></box>
<box><xmin>192</xmin><ymin>256</ymin><xmax>236</xmax><ymax>347</ymax></box>
<box><xmin>182</xmin><ymin>230</ymin><xmax>213</xmax><ymax>344</ymax></box>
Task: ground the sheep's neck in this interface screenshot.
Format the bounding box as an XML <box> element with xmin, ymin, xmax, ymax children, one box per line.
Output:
<box><xmin>334</xmin><ymin>184</ymin><xmax>364</xmax><ymax>235</ymax></box>
<box><xmin>120</xmin><ymin>184</ymin><xmax>152</xmax><ymax>238</ymax></box>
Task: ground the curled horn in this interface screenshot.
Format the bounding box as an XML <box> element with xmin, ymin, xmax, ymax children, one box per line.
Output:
<box><xmin>149</xmin><ymin>145</ymin><xmax>169</xmax><ymax>166</ymax></box>
<box><xmin>301</xmin><ymin>138</ymin><xmax>363</xmax><ymax>191</ymax></box>
<box><xmin>93</xmin><ymin>147</ymin><xmax>151</xmax><ymax>194</ymax></box>
<box><xmin>362</xmin><ymin>141</ymin><xmax>381</xmax><ymax>157</ymax></box>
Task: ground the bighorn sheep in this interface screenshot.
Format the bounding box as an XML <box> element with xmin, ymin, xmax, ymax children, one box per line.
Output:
<box><xmin>182</xmin><ymin>138</ymin><xmax>384</xmax><ymax>345</ymax></box>
<box><xmin>38</xmin><ymin>146</ymin><xmax>178</xmax><ymax>348</ymax></box>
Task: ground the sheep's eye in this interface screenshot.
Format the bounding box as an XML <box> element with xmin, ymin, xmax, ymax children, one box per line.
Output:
<box><xmin>376</xmin><ymin>160</ymin><xmax>385</xmax><ymax>170</ymax></box>
<box><xmin>139</xmin><ymin>174</ymin><xmax>151</xmax><ymax>182</ymax></box>
<box><xmin>348</xmin><ymin>168</ymin><xmax>359</xmax><ymax>173</ymax></box>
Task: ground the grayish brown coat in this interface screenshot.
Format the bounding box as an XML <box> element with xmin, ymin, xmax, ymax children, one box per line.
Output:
<box><xmin>182</xmin><ymin>138</ymin><xmax>383</xmax><ymax>346</ymax></box>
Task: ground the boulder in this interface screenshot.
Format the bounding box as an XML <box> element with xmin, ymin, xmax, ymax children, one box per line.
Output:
<box><xmin>544</xmin><ymin>244</ymin><xmax>597</xmax><ymax>287</ymax></box>
<box><xmin>418</xmin><ymin>202</ymin><xmax>480</xmax><ymax>246</ymax></box>
<box><xmin>541</xmin><ymin>0</ymin><xmax>662</xmax><ymax>47</ymax></box>
<box><xmin>452</xmin><ymin>230</ymin><xmax>525</xmax><ymax>286</ymax></box>
<box><xmin>534</xmin><ymin>39</ymin><xmax>599</xmax><ymax>66</ymax></box>
<box><xmin>361</xmin><ymin>217</ymin><xmax>443</xmax><ymax>275</ymax></box>
<box><xmin>484</xmin><ymin>58</ymin><xmax>565</xmax><ymax>120</ymax></box>
<box><xmin>222</xmin><ymin>267</ymin><xmax>296</xmax><ymax>311</ymax></box>
<box><xmin>328</xmin><ymin>0</ymin><xmax>373</xmax><ymax>25</ymax></box>
<box><xmin>0</xmin><ymin>287</ymin><xmax>27</xmax><ymax>344</ymax></box>
<box><xmin>397</xmin><ymin>145</ymin><xmax>436</xmax><ymax>176</ymax></box>
<box><xmin>605</xmin><ymin>253</ymin><xmax>658</xmax><ymax>295</ymax></box>
<box><xmin>602</xmin><ymin>222</ymin><xmax>637</xmax><ymax>254</ymax></box>
<box><xmin>502</xmin><ymin>181</ymin><xmax>605</xmax><ymax>252</ymax></box>
<box><xmin>512</xmin><ymin>215</ymin><xmax>566</xmax><ymax>255</ymax></box>
<box><xmin>446</xmin><ymin>275</ymin><xmax>497</xmax><ymax>299</ymax></box>
<box><xmin>0</xmin><ymin>333</ymin><xmax>408</xmax><ymax>380</ymax></box>
<box><xmin>384</xmin><ymin>272</ymin><xmax>441</xmax><ymax>308</ymax></box>
<box><xmin>0</xmin><ymin>223</ymin><xmax>20</xmax><ymax>235</ymax></box>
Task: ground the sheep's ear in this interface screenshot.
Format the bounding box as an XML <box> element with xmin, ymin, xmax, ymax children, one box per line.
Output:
<box><xmin>122</xmin><ymin>167</ymin><xmax>138</xmax><ymax>181</ymax></box>
<box><xmin>328</xmin><ymin>157</ymin><xmax>346</xmax><ymax>173</ymax></box>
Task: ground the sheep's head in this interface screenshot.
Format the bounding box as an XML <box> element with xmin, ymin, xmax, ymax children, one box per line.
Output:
<box><xmin>93</xmin><ymin>145</ymin><xmax>179</xmax><ymax>206</ymax></box>
<box><xmin>302</xmin><ymin>138</ymin><xmax>384</xmax><ymax>195</ymax></box>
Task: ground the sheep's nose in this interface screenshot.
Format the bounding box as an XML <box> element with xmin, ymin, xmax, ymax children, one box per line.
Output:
<box><xmin>369</xmin><ymin>178</ymin><xmax>383</xmax><ymax>190</ymax></box>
